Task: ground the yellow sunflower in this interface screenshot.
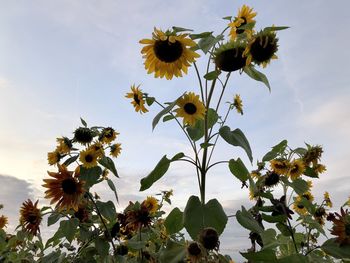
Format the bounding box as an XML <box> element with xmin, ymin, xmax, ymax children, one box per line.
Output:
<box><xmin>270</xmin><ymin>159</ymin><xmax>289</xmax><ymax>175</ymax></box>
<box><xmin>19</xmin><ymin>199</ymin><xmax>42</xmax><ymax>236</ymax></box>
<box><xmin>79</xmin><ymin>148</ymin><xmax>98</xmax><ymax>168</ymax></box>
<box><xmin>56</xmin><ymin>137</ymin><xmax>72</xmax><ymax>154</ymax></box>
<box><xmin>88</xmin><ymin>141</ymin><xmax>105</xmax><ymax>158</ymax></box>
<box><xmin>100</xmin><ymin>127</ymin><xmax>119</xmax><ymax>144</ymax></box>
<box><xmin>47</xmin><ymin>150</ymin><xmax>61</xmax><ymax>166</ymax></box>
<box><xmin>315</xmin><ymin>164</ymin><xmax>327</xmax><ymax>174</ymax></box>
<box><xmin>140</xmin><ymin>28</ymin><xmax>200</xmax><ymax>80</ymax></box>
<box><xmin>0</xmin><ymin>215</ymin><xmax>8</xmax><ymax>229</ymax></box>
<box><xmin>324</xmin><ymin>192</ymin><xmax>333</xmax><ymax>208</ymax></box>
<box><xmin>141</xmin><ymin>196</ymin><xmax>159</xmax><ymax>215</ymax></box>
<box><xmin>110</xmin><ymin>143</ymin><xmax>122</xmax><ymax>158</ymax></box>
<box><xmin>174</xmin><ymin>92</ymin><xmax>206</xmax><ymax>126</ymax></box>
<box><xmin>228</xmin><ymin>5</ymin><xmax>257</xmax><ymax>40</ymax></box>
<box><xmin>289</xmin><ymin>159</ymin><xmax>305</xmax><ymax>180</ymax></box>
<box><xmin>125</xmin><ymin>84</ymin><xmax>148</xmax><ymax>113</ymax></box>
<box><xmin>233</xmin><ymin>94</ymin><xmax>243</xmax><ymax>114</ymax></box>
<box><xmin>293</xmin><ymin>196</ymin><xmax>307</xmax><ymax>215</ymax></box>
<box><xmin>43</xmin><ymin>164</ymin><xmax>85</xmax><ymax>211</ymax></box>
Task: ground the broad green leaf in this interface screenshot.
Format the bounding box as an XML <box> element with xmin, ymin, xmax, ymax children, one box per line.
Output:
<box><xmin>190</xmin><ymin>31</ymin><xmax>213</xmax><ymax>40</ymax></box>
<box><xmin>262</xmin><ymin>140</ymin><xmax>288</xmax><ymax>162</ymax></box>
<box><xmin>204</xmin><ymin>70</ymin><xmax>221</xmax><ymax>80</ymax></box>
<box><xmin>80</xmin><ymin>166</ymin><xmax>102</xmax><ymax>188</ymax></box>
<box><xmin>98</xmin><ymin>156</ymin><xmax>119</xmax><ymax>178</ymax></box>
<box><xmin>261</xmin><ymin>229</ymin><xmax>277</xmax><ymax>249</ymax></box>
<box><xmin>198</xmin><ymin>34</ymin><xmax>223</xmax><ymax>54</ymax></box>
<box><xmin>107</xmin><ymin>179</ymin><xmax>119</xmax><ymax>202</ymax></box>
<box><xmin>276</xmin><ymin>254</ymin><xmax>308</xmax><ymax>263</ymax></box>
<box><xmin>219</xmin><ymin>126</ymin><xmax>253</xmax><ymax>163</ymax></box>
<box><xmin>127</xmin><ymin>240</ymin><xmax>147</xmax><ymax>250</ymax></box>
<box><xmin>290</xmin><ymin>178</ymin><xmax>309</xmax><ymax>195</ymax></box>
<box><xmin>41</xmin><ymin>251</ymin><xmax>61</xmax><ymax>263</ymax></box>
<box><xmin>276</xmin><ymin>222</ymin><xmax>293</xmax><ymax>236</ymax></box>
<box><xmin>244</xmin><ymin>65</ymin><xmax>271</xmax><ymax>91</ymax></box>
<box><xmin>303</xmin><ymin>166</ymin><xmax>319</xmax><ymax>178</ymax></box>
<box><xmin>261</xmin><ymin>213</ymin><xmax>287</xmax><ymax>223</ymax></box>
<box><xmin>228</xmin><ymin>158</ymin><xmax>249</xmax><ymax>182</ymax></box>
<box><xmin>164</xmin><ymin>207</ymin><xmax>184</xmax><ymax>235</ymax></box>
<box><xmin>152</xmin><ymin>94</ymin><xmax>182</xmax><ymax>130</ymax></box>
<box><xmin>59</xmin><ymin>218</ymin><xmax>79</xmax><ymax>243</ymax></box>
<box><xmin>203</xmin><ymin>199</ymin><xmax>228</xmax><ymax>235</ymax></box>
<box><xmin>159</xmin><ymin>240</ymin><xmax>186</xmax><ymax>263</ymax></box>
<box><xmin>96</xmin><ymin>200</ymin><xmax>116</xmax><ymax>222</ymax></box>
<box><xmin>241</xmin><ymin>249</ymin><xmax>277</xmax><ymax>261</ymax></box>
<box><xmin>95</xmin><ymin>238</ymin><xmax>109</xmax><ymax>259</ymax></box>
<box><xmin>47</xmin><ymin>212</ymin><xmax>62</xmax><ymax>226</ymax></box>
<box><xmin>163</xmin><ymin>115</ymin><xmax>175</xmax><ymax>122</ymax></box>
<box><xmin>63</xmin><ymin>155</ymin><xmax>79</xmax><ymax>167</ymax></box>
<box><xmin>293</xmin><ymin>147</ymin><xmax>307</xmax><ymax>156</ymax></box>
<box><xmin>187</xmin><ymin>108</ymin><xmax>218</xmax><ymax>141</ymax></box>
<box><xmin>80</xmin><ymin>117</ymin><xmax>87</xmax><ymax>127</ymax></box>
<box><xmin>140</xmin><ymin>153</ymin><xmax>183</xmax><ymax>191</ymax></box>
<box><xmin>236</xmin><ymin>206</ymin><xmax>263</xmax><ymax>234</ymax></box>
<box><xmin>146</xmin><ymin>96</ymin><xmax>155</xmax><ymax>106</ymax></box>
<box><xmin>172</xmin><ymin>26</ymin><xmax>193</xmax><ymax>33</ymax></box>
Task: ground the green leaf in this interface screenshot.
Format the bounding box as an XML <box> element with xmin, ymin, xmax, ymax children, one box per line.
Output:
<box><xmin>152</xmin><ymin>94</ymin><xmax>182</xmax><ymax>130</ymax></box>
<box><xmin>159</xmin><ymin>240</ymin><xmax>186</xmax><ymax>263</ymax></box>
<box><xmin>264</xmin><ymin>26</ymin><xmax>289</xmax><ymax>32</ymax></box>
<box><xmin>163</xmin><ymin>115</ymin><xmax>175</xmax><ymax>122</ymax></box>
<box><xmin>261</xmin><ymin>213</ymin><xmax>287</xmax><ymax>223</ymax></box>
<box><xmin>59</xmin><ymin>218</ymin><xmax>79</xmax><ymax>243</ymax></box>
<box><xmin>63</xmin><ymin>155</ymin><xmax>79</xmax><ymax>167</ymax></box>
<box><xmin>262</xmin><ymin>140</ymin><xmax>288</xmax><ymax>162</ymax></box>
<box><xmin>80</xmin><ymin>117</ymin><xmax>87</xmax><ymax>127</ymax></box>
<box><xmin>293</xmin><ymin>147</ymin><xmax>307</xmax><ymax>156</ymax></box>
<box><xmin>198</xmin><ymin>34</ymin><xmax>223</xmax><ymax>54</ymax></box>
<box><xmin>140</xmin><ymin>153</ymin><xmax>182</xmax><ymax>191</ymax></box>
<box><xmin>204</xmin><ymin>70</ymin><xmax>221</xmax><ymax>80</ymax></box>
<box><xmin>236</xmin><ymin>206</ymin><xmax>263</xmax><ymax>234</ymax></box>
<box><xmin>276</xmin><ymin>254</ymin><xmax>309</xmax><ymax>263</ymax></box>
<box><xmin>290</xmin><ymin>178</ymin><xmax>309</xmax><ymax>195</ymax></box>
<box><xmin>172</xmin><ymin>26</ymin><xmax>193</xmax><ymax>33</ymax></box>
<box><xmin>261</xmin><ymin>229</ymin><xmax>277</xmax><ymax>249</ymax></box>
<box><xmin>244</xmin><ymin>65</ymin><xmax>271</xmax><ymax>91</ymax></box>
<box><xmin>183</xmin><ymin>196</ymin><xmax>228</xmax><ymax>240</ymax></box>
<box><xmin>95</xmin><ymin>238</ymin><xmax>109</xmax><ymax>259</ymax></box>
<box><xmin>146</xmin><ymin>96</ymin><xmax>155</xmax><ymax>106</ymax></box>
<box><xmin>47</xmin><ymin>212</ymin><xmax>62</xmax><ymax>226</ymax></box>
<box><xmin>187</xmin><ymin>108</ymin><xmax>218</xmax><ymax>141</ymax></box>
<box><xmin>276</xmin><ymin>222</ymin><xmax>293</xmax><ymax>236</ymax></box>
<box><xmin>98</xmin><ymin>156</ymin><xmax>119</xmax><ymax>178</ymax></box>
<box><xmin>127</xmin><ymin>240</ymin><xmax>147</xmax><ymax>250</ymax></box>
<box><xmin>79</xmin><ymin>166</ymin><xmax>102</xmax><ymax>188</ymax></box>
<box><xmin>237</xmin><ymin>22</ymin><xmax>256</xmax><ymax>31</ymax></box>
<box><xmin>219</xmin><ymin>126</ymin><xmax>253</xmax><ymax>163</ymax></box>
<box><xmin>96</xmin><ymin>201</ymin><xmax>116</xmax><ymax>222</ymax></box>
<box><xmin>303</xmin><ymin>166</ymin><xmax>319</xmax><ymax>178</ymax></box>
<box><xmin>241</xmin><ymin>249</ymin><xmax>277</xmax><ymax>262</ymax></box>
<box><xmin>107</xmin><ymin>179</ymin><xmax>119</xmax><ymax>202</ymax></box>
<box><xmin>190</xmin><ymin>32</ymin><xmax>213</xmax><ymax>40</ymax></box>
<box><xmin>164</xmin><ymin>208</ymin><xmax>184</xmax><ymax>235</ymax></box>
<box><xmin>228</xmin><ymin>158</ymin><xmax>249</xmax><ymax>182</ymax></box>
<box><xmin>41</xmin><ymin>251</ymin><xmax>62</xmax><ymax>263</ymax></box>
<box><xmin>222</xmin><ymin>16</ymin><xmax>232</xmax><ymax>21</ymax></box>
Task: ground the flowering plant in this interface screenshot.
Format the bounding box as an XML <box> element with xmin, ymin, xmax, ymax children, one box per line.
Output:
<box><xmin>1</xmin><ymin>4</ymin><xmax>350</xmax><ymax>263</ymax></box>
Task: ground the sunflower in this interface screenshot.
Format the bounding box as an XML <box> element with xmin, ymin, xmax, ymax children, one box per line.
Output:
<box><xmin>214</xmin><ymin>41</ymin><xmax>248</xmax><ymax>72</ymax></box>
<box><xmin>264</xmin><ymin>172</ymin><xmax>280</xmax><ymax>187</ymax></box>
<box><xmin>140</xmin><ymin>28</ymin><xmax>200</xmax><ymax>80</ymax></box>
<box><xmin>88</xmin><ymin>141</ymin><xmax>105</xmax><ymax>158</ymax></box>
<box><xmin>174</xmin><ymin>92</ymin><xmax>206</xmax><ymax>126</ymax></box>
<box><xmin>303</xmin><ymin>145</ymin><xmax>323</xmax><ymax>166</ymax></box>
<box><xmin>99</xmin><ymin>127</ymin><xmax>118</xmax><ymax>145</ymax></box>
<box><xmin>79</xmin><ymin>148</ymin><xmax>98</xmax><ymax>168</ymax></box>
<box><xmin>330</xmin><ymin>208</ymin><xmax>350</xmax><ymax>245</ymax></box>
<box><xmin>141</xmin><ymin>196</ymin><xmax>159</xmax><ymax>215</ymax></box>
<box><xmin>233</xmin><ymin>94</ymin><xmax>243</xmax><ymax>114</ymax></box>
<box><xmin>125</xmin><ymin>84</ymin><xmax>148</xmax><ymax>113</ymax></box>
<box><xmin>73</xmin><ymin>127</ymin><xmax>94</xmax><ymax>145</ymax></box>
<box><xmin>199</xmin><ymin>227</ymin><xmax>219</xmax><ymax>250</ymax></box>
<box><xmin>314</xmin><ymin>207</ymin><xmax>327</xmax><ymax>225</ymax></box>
<box><xmin>47</xmin><ymin>150</ymin><xmax>61</xmax><ymax>166</ymax></box>
<box><xmin>228</xmin><ymin>5</ymin><xmax>257</xmax><ymax>40</ymax></box>
<box><xmin>110</xmin><ymin>143</ymin><xmax>122</xmax><ymax>158</ymax></box>
<box><xmin>0</xmin><ymin>215</ymin><xmax>8</xmax><ymax>229</ymax></box>
<box><xmin>324</xmin><ymin>192</ymin><xmax>333</xmax><ymax>208</ymax></box>
<box><xmin>19</xmin><ymin>200</ymin><xmax>42</xmax><ymax>236</ymax></box>
<box><xmin>245</xmin><ymin>30</ymin><xmax>278</xmax><ymax>68</ymax></box>
<box><xmin>74</xmin><ymin>203</ymin><xmax>90</xmax><ymax>223</ymax></box>
<box><xmin>56</xmin><ymin>137</ymin><xmax>72</xmax><ymax>154</ymax></box>
<box><xmin>270</xmin><ymin>159</ymin><xmax>289</xmax><ymax>175</ymax></box>
<box><xmin>186</xmin><ymin>241</ymin><xmax>204</xmax><ymax>262</ymax></box>
<box><xmin>43</xmin><ymin>164</ymin><xmax>84</xmax><ymax>211</ymax></box>
<box><xmin>315</xmin><ymin>164</ymin><xmax>327</xmax><ymax>174</ymax></box>
<box><xmin>293</xmin><ymin>196</ymin><xmax>307</xmax><ymax>215</ymax></box>
<box><xmin>289</xmin><ymin>159</ymin><xmax>305</xmax><ymax>180</ymax></box>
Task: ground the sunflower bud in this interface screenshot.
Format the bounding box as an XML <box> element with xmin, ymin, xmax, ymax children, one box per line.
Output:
<box><xmin>199</xmin><ymin>227</ymin><xmax>220</xmax><ymax>250</ymax></box>
<box><xmin>74</xmin><ymin>127</ymin><xmax>94</xmax><ymax>145</ymax></box>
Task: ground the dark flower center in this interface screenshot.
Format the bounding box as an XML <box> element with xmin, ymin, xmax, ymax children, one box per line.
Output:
<box><xmin>62</xmin><ymin>178</ymin><xmax>78</xmax><ymax>195</ymax></box>
<box><xmin>345</xmin><ymin>223</ymin><xmax>350</xmax><ymax>236</ymax></box>
<box><xmin>27</xmin><ymin>214</ymin><xmax>38</xmax><ymax>224</ymax></box>
<box><xmin>265</xmin><ymin>172</ymin><xmax>280</xmax><ymax>187</ymax></box>
<box><xmin>85</xmin><ymin>154</ymin><xmax>94</xmax><ymax>163</ymax></box>
<box><xmin>133</xmin><ymin>94</ymin><xmax>141</xmax><ymax>105</ymax></box>
<box><xmin>275</xmin><ymin>162</ymin><xmax>287</xmax><ymax>170</ymax></box>
<box><xmin>215</xmin><ymin>47</ymin><xmax>246</xmax><ymax>72</ymax></box>
<box><xmin>188</xmin><ymin>242</ymin><xmax>201</xmax><ymax>256</ymax></box>
<box><xmin>74</xmin><ymin>127</ymin><xmax>93</xmax><ymax>144</ymax></box>
<box><xmin>291</xmin><ymin>164</ymin><xmax>300</xmax><ymax>174</ymax></box>
<box><xmin>200</xmin><ymin>228</ymin><xmax>219</xmax><ymax>250</ymax></box>
<box><xmin>297</xmin><ymin>204</ymin><xmax>305</xmax><ymax>209</ymax></box>
<box><xmin>184</xmin><ymin>103</ymin><xmax>197</xmax><ymax>115</ymax></box>
<box><xmin>302</xmin><ymin>194</ymin><xmax>311</xmax><ymax>201</ymax></box>
<box><xmin>154</xmin><ymin>39</ymin><xmax>183</xmax><ymax>63</ymax></box>
<box><xmin>250</xmin><ymin>33</ymin><xmax>278</xmax><ymax>64</ymax></box>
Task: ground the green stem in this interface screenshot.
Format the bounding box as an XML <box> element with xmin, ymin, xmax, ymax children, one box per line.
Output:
<box><xmin>193</xmin><ymin>62</ymin><xmax>205</xmax><ymax>103</ymax></box>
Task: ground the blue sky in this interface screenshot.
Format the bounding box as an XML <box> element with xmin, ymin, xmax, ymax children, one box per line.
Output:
<box><xmin>1</xmin><ymin>0</ymin><xmax>350</xmax><ymax>260</ymax></box>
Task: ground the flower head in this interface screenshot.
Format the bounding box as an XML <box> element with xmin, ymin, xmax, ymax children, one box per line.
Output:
<box><xmin>270</xmin><ymin>159</ymin><xmax>289</xmax><ymax>175</ymax></box>
<box><xmin>214</xmin><ymin>41</ymin><xmax>248</xmax><ymax>72</ymax></box>
<box><xmin>264</xmin><ymin>172</ymin><xmax>280</xmax><ymax>187</ymax></box>
<box><xmin>174</xmin><ymin>92</ymin><xmax>206</xmax><ymax>126</ymax></box>
<box><xmin>233</xmin><ymin>94</ymin><xmax>243</xmax><ymax>115</ymax></box>
<box><xmin>79</xmin><ymin>148</ymin><xmax>98</xmax><ymax>168</ymax></box>
<box><xmin>47</xmin><ymin>150</ymin><xmax>61</xmax><ymax>166</ymax></box>
<box><xmin>56</xmin><ymin>137</ymin><xmax>72</xmax><ymax>154</ymax></box>
<box><xmin>73</xmin><ymin>127</ymin><xmax>94</xmax><ymax>145</ymax></box>
<box><xmin>99</xmin><ymin>127</ymin><xmax>118</xmax><ymax>145</ymax></box>
<box><xmin>187</xmin><ymin>241</ymin><xmax>204</xmax><ymax>262</ymax></box>
<box><xmin>20</xmin><ymin>200</ymin><xmax>42</xmax><ymax>235</ymax></box>
<box><xmin>324</xmin><ymin>192</ymin><xmax>333</xmax><ymax>208</ymax></box>
<box><xmin>199</xmin><ymin>227</ymin><xmax>220</xmax><ymax>250</ymax></box>
<box><xmin>141</xmin><ymin>196</ymin><xmax>159</xmax><ymax>215</ymax></box>
<box><xmin>110</xmin><ymin>143</ymin><xmax>122</xmax><ymax>158</ymax></box>
<box><xmin>330</xmin><ymin>208</ymin><xmax>350</xmax><ymax>245</ymax></box>
<box><xmin>140</xmin><ymin>28</ymin><xmax>200</xmax><ymax>80</ymax></box>
<box><xmin>289</xmin><ymin>159</ymin><xmax>305</xmax><ymax>180</ymax></box>
<box><xmin>229</xmin><ymin>5</ymin><xmax>257</xmax><ymax>40</ymax></box>
<box><xmin>125</xmin><ymin>85</ymin><xmax>148</xmax><ymax>113</ymax></box>
<box><xmin>0</xmin><ymin>215</ymin><xmax>8</xmax><ymax>229</ymax></box>
<box><xmin>43</xmin><ymin>164</ymin><xmax>85</xmax><ymax>211</ymax></box>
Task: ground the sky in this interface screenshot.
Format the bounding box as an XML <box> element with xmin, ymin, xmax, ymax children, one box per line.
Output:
<box><xmin>1</xmin><ymin>0</ymin><xmax>350</xmax><ymax>261</ymax></box>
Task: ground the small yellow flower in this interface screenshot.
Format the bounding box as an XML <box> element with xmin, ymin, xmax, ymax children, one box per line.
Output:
<box><xmin>0</xmin><ymin>215</ymin><xmax>8</xmax><ymax>229</ymax></box>
<box><xmin>88</xmin><ymin>141</ymin><xmax>105</xmax><ymax>158</ymax></box>
<box><xmin>110</xmin><ymin>143</ymin><xmax>122</xmax><ymax>158</ymax></box>
<box><xmin>289</xmin><ymin>159</ymin><xmax>305</xmax><ymax>180</ymax></box>
<box><xmin>315</xmin><ymin>164</ymin><xmax>327</xmax><ymax>174</ymax></box>
<box><xmin>174</xmin><ymin>92</ymin><xmax>206</xmax><ymax>126</ymax></box>
<box><xmin>100</xmin><ymin>127</ymin><xmax>119</xmax><ymax>144</ymax></box>
<box><xmin>228</xmin><ymin>5</ymin><xmax>257</xmax><ymax>40</ymax></box>
<box><xmin>142</xmin><ymin>196</ymin><xmax>159</xmax><ymax>215</ymax></box>
<box><xmin>233</xmin><ymin>94</ymin><xmax>243</xmax><ymax>115</ymax></box>
<box><xmin>56</xmin><ymin>137</ymin><xmax>72</xmax><ymax>154</ymax></box>
<box><xmin>324</xmin><ymin>192</ymin><xmax>333</xmax><ymax>208</ymax></box>
<box><xmin>307</xmin><ymin>180</ymin><xmax>313</xmax><ymax>190</ymax></box>
<box><xmin>79</xmin><ymin>149</ymin><xmax>98</xmax><ymax>168</ymax></box>
<box><xmin>47</xmin><ymin>150</ymin><xmax>61</xmax><ymax>166</ymax></box>
<box><xmin>125</xmin><ymin>84</ymin><xmax>148</xmax><ymax>114</ymax></box>
<box><xmin>270</xmin><ymin>159</ymin><xmax>289</xmax><ymax>175</ymax></box>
